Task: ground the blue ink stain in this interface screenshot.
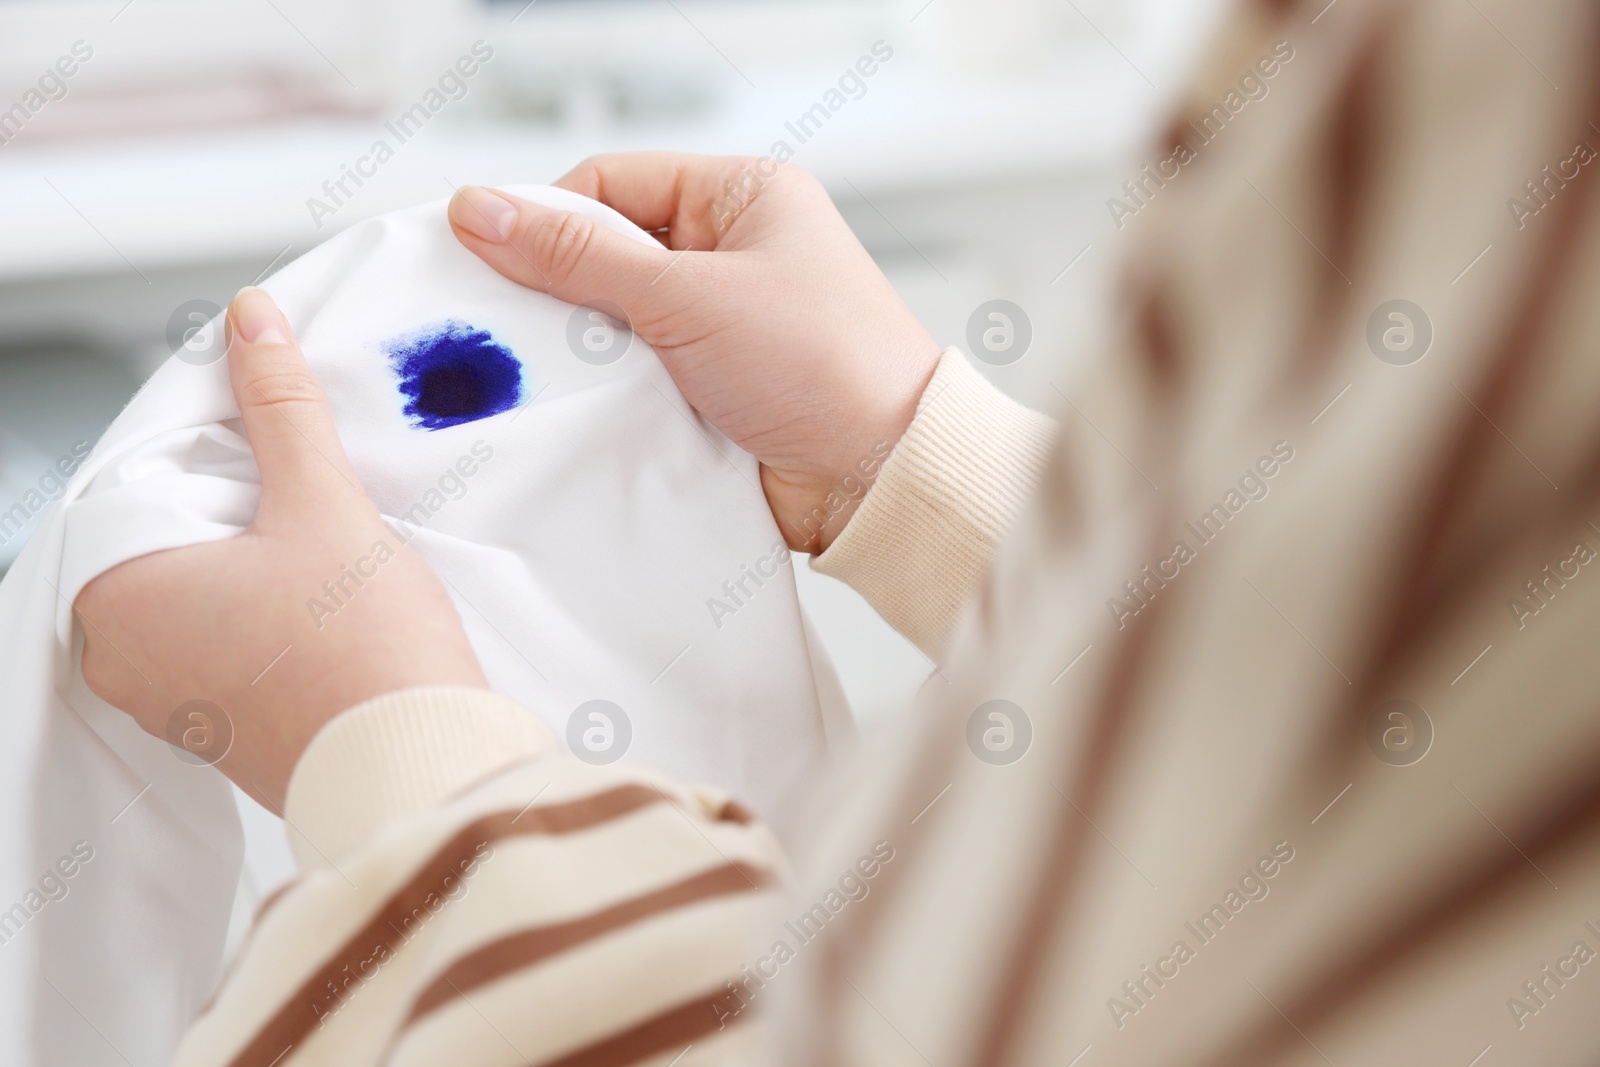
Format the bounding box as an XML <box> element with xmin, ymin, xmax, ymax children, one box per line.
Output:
<box><xmin>384</xmin><ymin>319</ymin><xmax>523</xmax><ymax>430</ymax></box>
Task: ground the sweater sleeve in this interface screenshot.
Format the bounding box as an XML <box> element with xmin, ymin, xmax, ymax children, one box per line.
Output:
<box><xmin>174</xmin><ymin>686</ymin><xmax>784</xmax><ymax>1067</ymax></box>
<box><xmin>811</xmin><ymin>347</ymin><xmax>1057</xmax><ymax>658</ymax></box>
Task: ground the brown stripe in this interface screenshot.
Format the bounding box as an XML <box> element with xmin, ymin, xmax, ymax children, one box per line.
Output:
<box><xmin>715</xmin><ymin>799</ymin><xmax>755</xmax><ymax>825</ymax></box>
<box><xmin>535</xmin><ymin>989</ymin><xmax>739</xmax><ymax>1067</ymax></box>
<box><xmin>1358</xmin><ymin>363</ymin><xmax>1600</xmax><ymax>642</ymax></box>
<box><xmin>1319</xmin><ymin>23</ymin><xmax>1379</xmax><ymax>298</ymax></box>
<box><xmin>225</xmin><ymin>784</ymin><xmax>670</xmax><ymax>1067</ymax></box>
<box><xmin>403</xmin><ymin>861</ymin><xmax>774</xmax><ymax>1026</ymax></box>
<box><xmin>1136</xmin><ymin>281</ymin><xmax>1184</xmax><ymax>392</ymax></box>
<box><xmin>970</xmin><ymin>510</ymin><xmax>1179</xmax><ymax>1067</ymax></box>
<box><xmin>253</xmin><ymin>878</ymin><xmax>300</xmax><ymax>925</ymax></box>
<box><xmin>1197</xmin><ymin>742</ymin><xmax>1600</xmax><ymax>1067</ymax></box>
<box><xmin>1280</xmin><ymin>10</ymin><xmax>1389</xmax><ymax>394</ymax></box>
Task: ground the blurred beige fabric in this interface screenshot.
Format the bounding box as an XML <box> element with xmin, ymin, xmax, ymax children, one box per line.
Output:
<box><xmin>778</xmin><ymin>0</ymin><xmax>1600</xmax><ymax>1062</ymax></box>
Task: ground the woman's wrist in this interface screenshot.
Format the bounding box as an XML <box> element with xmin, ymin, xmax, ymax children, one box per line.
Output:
<box><xmin>766</xmin><ymin>335</ymin><xmax>944</xmax><ymax>555</ymax></box>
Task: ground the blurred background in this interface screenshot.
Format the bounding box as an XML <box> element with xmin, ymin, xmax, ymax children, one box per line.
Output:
<box><xmin>0</xmin><ymin>0</ymin><xmax>1231</xmax><ymax>739</ymax></box>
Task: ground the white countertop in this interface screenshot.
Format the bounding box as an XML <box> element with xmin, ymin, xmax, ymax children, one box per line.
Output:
<box><xmin>0</xmin><ymin>57</ymin><xmax>1154</xmax><ymax>284</ymax></box>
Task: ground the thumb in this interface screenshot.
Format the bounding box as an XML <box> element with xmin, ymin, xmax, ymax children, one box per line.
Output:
<box><xmin>448</xmin><ymin>186</ymin><xmax>684</xmax><ymax>327</ymax></box>
<box><xmin>225</xmin><ymin>287</ymin><xmax>366</xmax><ymax>522</ymax></box>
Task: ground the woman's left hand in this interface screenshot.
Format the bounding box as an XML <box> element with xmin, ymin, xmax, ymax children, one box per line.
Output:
<box><xmin>74</xmin><ymin>287</ymin><xmax>488</xmax><ymax>812</ymax></box>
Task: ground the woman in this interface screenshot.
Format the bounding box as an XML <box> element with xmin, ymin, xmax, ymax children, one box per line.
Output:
<box><xmin>77</xmin><ymin>0</ymin><xmax>1600</xmax><ymax>1062</ymax></box>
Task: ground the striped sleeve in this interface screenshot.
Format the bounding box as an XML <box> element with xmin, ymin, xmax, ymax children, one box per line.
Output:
<box><xmin>173</xmin><ymin>687</ymin><xmax>786</xmax><ymax>1067</ymax></box>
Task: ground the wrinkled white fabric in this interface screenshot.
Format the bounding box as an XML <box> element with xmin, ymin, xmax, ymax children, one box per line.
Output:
<box><xmin>0</xmin><ymin>186</ymin><xmax>838</xmax><ymax>1067</ymax></box>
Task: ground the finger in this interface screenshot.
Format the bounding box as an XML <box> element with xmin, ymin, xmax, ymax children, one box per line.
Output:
<box><xmin>225</xmin><ymin>287</ymin><xmax>365</xmax><ymax>520</ymax></box>
<box><xmin>448</xmin><ymin>186</ymin><xmax>697</xmax><ymax>321</ymax></box>
<box><xmin>553</xmin><ymin>152</ymin><xmax>763</xmax><ymax>250</ymax></box>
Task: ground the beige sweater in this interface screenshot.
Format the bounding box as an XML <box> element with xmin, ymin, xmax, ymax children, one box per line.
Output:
<box><xmin>179</xmin><ymin>0</ymin><xmax>1600</xmax><ymax>1062</ymax></box>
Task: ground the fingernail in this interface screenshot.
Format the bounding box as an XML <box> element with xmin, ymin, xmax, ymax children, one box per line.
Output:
<box><xmin>452</xmin><ymin>186</ymin><xmax>518</xmax><ymax>243</ymax></box>
<box><xmin>233</xmin><ymin>287</ymin><xmax>290</xmax><ymax>345</ymax></box>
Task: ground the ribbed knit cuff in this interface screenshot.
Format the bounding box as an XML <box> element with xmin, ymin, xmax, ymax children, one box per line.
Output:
<box><xmin>812</xmin><ymin>347</ymin><xmax>1057</xmax><ymax>657</ymax></box>
<box><xmin>284</xmin><ymin>686</ymin><xmax>557</xmax><ymax>871</ymax></box>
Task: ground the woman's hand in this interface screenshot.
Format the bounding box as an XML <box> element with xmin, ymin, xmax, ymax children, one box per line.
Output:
<box><xmin>447</xmin><ymin>153</ymin><xmax>942</xmax><ymax>553</ymax></box>
<box><xmin>75</xmin><ymin>287</ymin><xmax>487</xmax><ymax>812</ymax></box>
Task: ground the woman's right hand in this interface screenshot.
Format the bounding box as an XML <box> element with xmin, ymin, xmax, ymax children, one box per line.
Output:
<box><xmin>446</xmin><ymin>153</ymin><xmax>942</xmax><ymax>554</ymax></box>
